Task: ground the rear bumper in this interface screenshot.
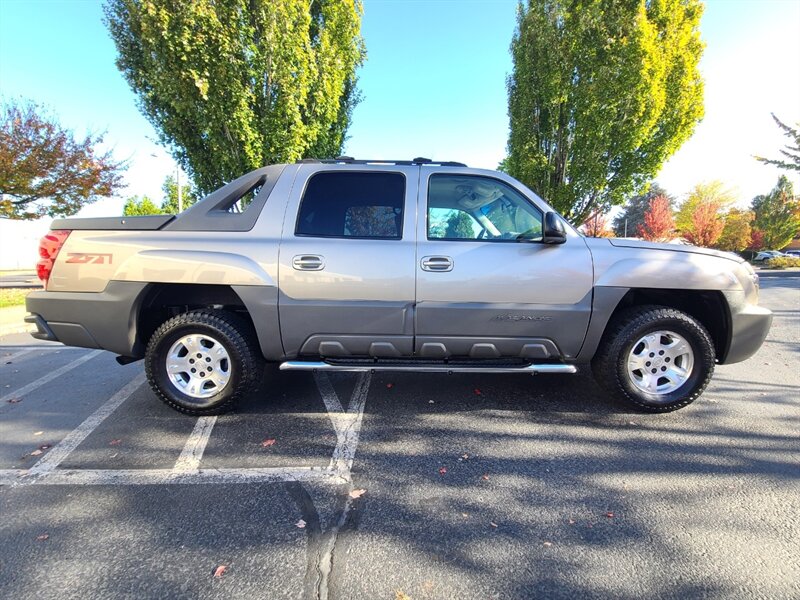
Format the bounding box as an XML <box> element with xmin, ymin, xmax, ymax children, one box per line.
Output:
<box><xmin>25</xmin><ymin>281</ymin><xmax>149</xmax><ymax>356</ymax></box>
<box><xmin>721</xmin><ymin>296</ymin><xmax>773</xmax><ymax>364</ymax></box>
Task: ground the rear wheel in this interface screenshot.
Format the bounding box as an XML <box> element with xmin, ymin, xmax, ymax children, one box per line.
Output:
<box><xmin>144</xmin><ymin>310</ymin><xmax>262</xmax><ymax>415</ymax></box>
<box><xmin>592</xmin><ymin>306</ymin><xmax>715</xmax><ymax>412</ymax></box>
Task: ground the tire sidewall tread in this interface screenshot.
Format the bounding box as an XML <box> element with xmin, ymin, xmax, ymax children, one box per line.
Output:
<box><xmin>592</xmin><ymin>305</ymin><xmax>715</xmax><ymax>413</ymax></box>
<box><xmin>144</xmin><ymin>310</ymin><xmax>261</xmax><ymax>416</ymax></box>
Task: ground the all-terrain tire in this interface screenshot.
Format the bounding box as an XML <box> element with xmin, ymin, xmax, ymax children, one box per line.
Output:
<box><xmin>144</xmin><ymin>310</ymin><xmax>262</xmax><ymax>416</ymax></box>
<box><xmin>592</xmin><ymin>305</ymin><xmax>715</xmax><ymax>413</ymax></box>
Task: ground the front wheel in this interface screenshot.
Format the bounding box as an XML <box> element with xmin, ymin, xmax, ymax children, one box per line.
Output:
<box><xmin>592</xmin><ymin>306</ymin><xmax>715</xmax><ymax>412</ymax></box>
<box><xmin>144</xmin><ymin>310</ymin><xmax>262</xmax><ymax>415</ymax></box>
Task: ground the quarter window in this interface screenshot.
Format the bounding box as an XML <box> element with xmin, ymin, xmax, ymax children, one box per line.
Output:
<box><xmin>427</xmin><ymin>175</ymin><xmax>543</xmax><ymax>242</ymax></box>
<box><xmin>296</xmin><ymin>172</ymin><xmax>405</xmax><ymax>239</ymax></box>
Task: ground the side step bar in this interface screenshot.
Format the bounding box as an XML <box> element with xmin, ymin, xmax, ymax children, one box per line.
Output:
<box><xmin>279</xmin><ymin>361</ymin><xmax>577</xmax><ymax>375</ymax></box>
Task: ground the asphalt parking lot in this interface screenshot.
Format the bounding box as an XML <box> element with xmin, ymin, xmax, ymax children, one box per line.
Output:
<box><xmin>1</xmin><ymin>277</ymin><xmax>798</xmax><ymax>600</ymax></box>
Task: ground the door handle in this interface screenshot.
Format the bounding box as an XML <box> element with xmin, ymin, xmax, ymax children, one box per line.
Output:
<box><xmin>420</xmin><ymin>255</ymin><xmax>453</xmax><ymax>272</ymax></box>
<box><xmin>292</xmin><ymin>255</ymin><xmax>325</xmax><ymax>271</ymax></box>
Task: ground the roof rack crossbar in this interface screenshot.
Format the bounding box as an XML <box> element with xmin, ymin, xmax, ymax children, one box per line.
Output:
<box><xmin>296</xmin><ymin>157</ymin><xmax>467</xmax><ymax>167</ymax></box>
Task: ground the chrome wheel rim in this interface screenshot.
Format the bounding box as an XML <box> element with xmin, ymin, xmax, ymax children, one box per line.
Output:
<box><xmin>626</xmin><ymin>330</ymin><xmax>694</xmax><ymax>396</ymax></box>
<box><xmin>166</xmin><ymin>334</ymin><xmax>231</xmax><ymax>399</ymax></box>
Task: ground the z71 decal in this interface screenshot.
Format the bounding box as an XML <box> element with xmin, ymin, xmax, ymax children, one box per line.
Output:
<box><xmin>65</xmin><ymin>253</ymin><xmax>113</xmax><ymax>264</ymax></box>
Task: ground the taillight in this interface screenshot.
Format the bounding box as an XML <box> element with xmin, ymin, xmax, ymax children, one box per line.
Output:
<box><xmin>36</xmin><ymin>230</ymin><xmax>71</xmax><ymax>287</ymax></box>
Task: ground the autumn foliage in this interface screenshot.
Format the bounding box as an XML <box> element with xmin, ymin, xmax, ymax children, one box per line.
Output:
<box><xmin>582</xmin><ymin>212</ymin><xmax>613</xmax><ymax>237</ymax></box>
<box><xmin>0</xmin><ymin>100</ymin><xmax>126</xmax><ymax>219</ymax></box>
<box><xmin>684</xmin><ymin>201</ymin><xmax>725</xmax><ymax>247</ymax></box>
<box><xmin>638</xmin><ymin>195</ymin><xmax>675</xmax><ymax>241</ymax></box>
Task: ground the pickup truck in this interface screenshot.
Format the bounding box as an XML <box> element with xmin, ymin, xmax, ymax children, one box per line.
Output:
<box><xmin>26</xmin><ymin>158</ymin><xmax>772</xmax><ymax>415</ymax></box>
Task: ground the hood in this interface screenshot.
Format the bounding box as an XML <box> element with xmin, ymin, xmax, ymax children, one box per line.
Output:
<box><xmin>605</xmin><ymin>238</ymin><xmax>744</xmax><ymax>263</ymax></box>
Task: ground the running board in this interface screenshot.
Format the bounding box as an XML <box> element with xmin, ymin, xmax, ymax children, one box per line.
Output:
<box><xmin>279</xmin><ymin>361</ymin><xmax>577</xmax><ymax>375</ymax></box>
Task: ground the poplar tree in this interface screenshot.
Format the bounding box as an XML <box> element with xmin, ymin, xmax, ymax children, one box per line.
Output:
<box><xmin>105</xmin><ymin>0</ymin><xmax>365</xmax><ymax>194</ymax></box>
<box><xmin>506</xmin><ymin>0</ymin><xmax>705</xmax><ymax>224</ymax></box>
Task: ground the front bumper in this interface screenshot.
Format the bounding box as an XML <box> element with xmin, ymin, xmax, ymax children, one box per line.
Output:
<box><xmin>25</xmin><ymin>281</ymin><xmax>149</xmax><ymax>357</ymax></box>
<box><xmin>721</xmin><ymin>293</ymin><xmax>773</xmax><ymax>364</ymax></box>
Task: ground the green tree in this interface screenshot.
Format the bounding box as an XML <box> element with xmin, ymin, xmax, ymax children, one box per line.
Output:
<box><xmin>612</xmin><ymin>183</ymin><xmax>671</xmax><ymax>237</ymax></box>
<box><xmin>160</xmin><ymin>175</ymin><xmax>199</xmax><ymax>214</ymax></box>
<box><xmin>123</xmin><ymin>195</ymin><xmax>163</xmax><ymax>215</ymax></box>
<box><xmin>0</xmin><ymin>99</ymin><xmax>126</xmax><ymax>219</ymax></box>
<box><xmin>751</xmin><ymin>176</ymin><xmax>800</xmax><ymax>250</ymax></box>
<box><xmin>104</xmin><ymin>0</ymin><xmax>365</xmax><ymax>194</ymax></box>
<box><xmin>506</xmin><ymin>0</ymin><xmax>704</xmax><ymax>224</ymax></box>
<box><xmin>755</xmin><ymin>114</ymin><xmax>800</xmax><ymax>172</ymax></box>
<box><xmin>715</xmin><ymin>208</ymin><xmax>753</xmax><ymax>252</ymax></box>
<box><xmin>445</xmin><ymin>211</ymin><xmax>477</xmax><ymax>239</ymax></box>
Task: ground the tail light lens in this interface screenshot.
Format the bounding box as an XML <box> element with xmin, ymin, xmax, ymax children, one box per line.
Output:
<box><xmin>36</xmin><ymin>230</ymin><xmax>71</xmax><ymax>287</ymax></box>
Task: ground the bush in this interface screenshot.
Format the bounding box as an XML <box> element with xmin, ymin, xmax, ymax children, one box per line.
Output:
<box><xmin>763</xmin><ymin>256</ymin><xmax>800</xmax><ymax>269</ymax></box>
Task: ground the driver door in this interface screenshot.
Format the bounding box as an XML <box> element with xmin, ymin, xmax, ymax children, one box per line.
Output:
<box><xmin>414</xmin><ymin>167</ymin><xmax>594</xmax><ymax>360</ymax></box>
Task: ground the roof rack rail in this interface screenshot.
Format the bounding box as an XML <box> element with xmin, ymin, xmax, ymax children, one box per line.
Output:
<box><xmin>296</xmin><ymin>157</ymin><xmax>467</xmax><ymax>167</ymax></box>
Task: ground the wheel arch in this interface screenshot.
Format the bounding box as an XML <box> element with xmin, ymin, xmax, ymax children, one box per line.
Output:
<box><xmin>578</xmin><ymin>287</ymin><xmax>731</xmax><ymax>362</ymax></box>
<box><xmin>132</xmin><ymin>283</ymin><xmax>282</xmax><ymax>360</ymax></box>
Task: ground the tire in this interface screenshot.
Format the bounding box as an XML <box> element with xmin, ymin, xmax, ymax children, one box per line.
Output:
<box><xmin>144</xmin><ymin>310</ymin><xmax>262</xmax><ymax>415</ymax></box>
<box><xmin>592</xmin><ymin>306</ymin><xmax>715</xmax><ymax>413</ymax></box>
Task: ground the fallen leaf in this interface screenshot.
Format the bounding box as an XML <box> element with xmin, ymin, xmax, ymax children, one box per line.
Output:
<box><xmin>490</xmin><ymin>521</ymin><xmax>498</xmax><ymax>528</ymax></box>
<box><xmin>109</xmin><ymin>439</ymin><xmax>122</xmax><ymax>446</ymax></box>
<box><xmin>30</xmin><ymin>449</ymin><xmax>42</xmax><ymax>456</ymax></box>
<box><xmin>386</xmin><ymin>383</ymin><xmax>394</xmax><ymax>389</ymax></box>
<box><xmin>438</xmin><ymin>467</ymin><xmax>447</xmax><ymax>476</ymax></box>
<box><xmin>36</xmin><ymin>534</ymin><xmax>49</xmax><ymax>541</ymax></box>
<box><xmin>7</xmin><ymin>398</ymin><xmax>21</xmax><ymax>404</ymax></box>
<box><xmin>395</xmin><ymin>590</ymin><xmax>412</xmax><ymax>600</ymax></box>
<box><xmin>481</xmin><ymin>473</ymin><xmax>490</xmax><ymax>481</ymax></box>
<box><xmin>473</xmin><ymin>388</ymin><xmax>482</xmax><ymax>395</ymax></box>
<box><xmin>213</xmin><ymin>565</ymin><xmax>227</xmax><ymax>578</ymax></box>
<box><xmin>261</xmin><ymin>438</ymin><xmax>276</xmax><ymax>447</ymax></box>
<box><xmin>461</xmin><ymin>453</ymin><xmax>469</xmax><ymax>460</ymax></box>
<box><xmin>605</xmin><ymin>512</ymin><xmax>615</xmax><ymax>519</ymax></box>
<box><xmin>33</xmin><ymin>431</ymin><xmax>43</xmax><ymax>436</ymax></box>
<box><xmin>295</xmin><ymin>519</ymin><xmax>306</xmax><ymax>528</ymax></box>
<box><xmin>349</xmin><ymin>488</ymin><xmax>366</xmax><ymax>499</ymax></box>
<box><xmin>461</xmin><ymin>512</ymin><xmax>468</xmax><ymax>518</ymax></box>
<box><xmin>543</xmin><ymin>541</ymin><xmax>552</xmax><ymax>547</ymax></box>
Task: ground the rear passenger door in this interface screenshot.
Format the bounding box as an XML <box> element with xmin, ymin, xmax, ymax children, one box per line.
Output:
<box><xmin>278</xmin><ymin>165</ymin><xmax>418</xmax><ymax>359</ymax></box>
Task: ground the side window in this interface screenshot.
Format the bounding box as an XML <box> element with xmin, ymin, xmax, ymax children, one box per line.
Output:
<box><xmin>427</xmin><ymin>174</ymin><xmax>543</xmax><ymax>242</ymax></box>
<box><xmin>296</xmin><ymin>172</ymin><xmax>405</xmax><ymax>239</ymax></box>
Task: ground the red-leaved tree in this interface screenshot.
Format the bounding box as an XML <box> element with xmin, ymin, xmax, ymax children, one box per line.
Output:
<box><xmin>637</xmin><ymin>195</ymin><xmax>675</xmax><ymax>241</ymax></box>
<box><xmin>748</xmin><ymin>228</ymin><xmax>765</xmax><ymax>251</ymax></box>
<box><xmin>582</xmin><ymin>211</ymin><xmax>613</xmax><ymax>237</ymax></box>
<box><xmin>0</xmin><ymin>100</ymin><xmax>126</xmax><ymax>219</ymax></box>
<box><xmin>684</xmin><ymin>200</ymin><xmax>725</xmax><ymax>247</ymax></box>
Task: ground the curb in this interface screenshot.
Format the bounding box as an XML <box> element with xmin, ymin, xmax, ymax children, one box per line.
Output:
<box><xmin>756</xmin><ymin>270</ymin><xmax>800</xmax><ymax>278</ymax></box>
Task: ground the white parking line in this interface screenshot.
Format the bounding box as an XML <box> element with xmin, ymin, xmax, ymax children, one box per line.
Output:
<box><xmin>327</xmin><ymin>372</ymin><xmax>371</xmax><ymax>473</ymax></box>
<box><xmin>2</xmin><ymin>370</ymin><xmax>372</xmax><ymax>487</ymax></box>
<box><xmin>26</xmin><ymin>372</ymin><xmax>146</xmax><ymax>478</ymax></box>
<box><xmin>173</xmin><ymin>416</ymin><xmax>217</xmax><ymax>472</ymax></box>
<box><xmin>1</xmin><ymin>466</ymin><xmax>347</xmax><ymax>486</ymax></box>
<box><xmin>0</xmin><ymin>347</ymin><xmax>37</xmax><ymax>363</ymax></box>
<box><xmin>0</xmin><ymin>349</ymin><xmax>103</xmax><ymax>403</ymax></box>
<box><xmin>315</xmin><ymin>372</ymin><xmax>346</xmax><ymax>437</ymax></box>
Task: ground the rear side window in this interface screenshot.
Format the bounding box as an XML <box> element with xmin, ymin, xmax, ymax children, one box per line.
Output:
<box><xmin>295</xmin><ymin>172</ymin><xmax>405</xmax><ymax>239</ymax></box>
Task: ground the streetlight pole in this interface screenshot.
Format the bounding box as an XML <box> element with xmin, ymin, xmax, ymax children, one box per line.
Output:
<box><xmin>176</xmin><ymin>166</ymin><xmax>182</xmax><ymax>213</ymax></box>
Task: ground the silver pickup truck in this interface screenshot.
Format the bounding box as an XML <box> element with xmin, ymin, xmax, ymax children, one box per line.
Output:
<box><xmin>26</xmin><ymin>158</ymin><xmax>772</xmax><ymax>415</ymax></box>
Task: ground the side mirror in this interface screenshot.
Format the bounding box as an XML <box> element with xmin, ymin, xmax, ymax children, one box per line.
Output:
<box><xmin>542</xmin><ymin>211</ymin><xmax>567</xmax><ymax>244</ymax></box>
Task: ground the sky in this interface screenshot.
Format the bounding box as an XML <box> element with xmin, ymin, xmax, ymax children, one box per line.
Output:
<box><xmin>0</xmin><ymin>0</ymin><xmax>798</xmax><ymax>219</ymax></box>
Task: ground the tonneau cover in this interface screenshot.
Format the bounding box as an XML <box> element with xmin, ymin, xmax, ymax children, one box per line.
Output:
<box><xmin>50</xmin><ymin>215</ymin><xmax>175</xmax><ymax>230</ymax></box>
